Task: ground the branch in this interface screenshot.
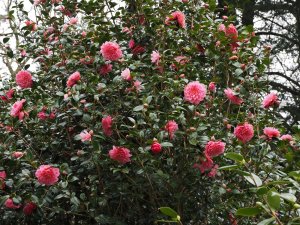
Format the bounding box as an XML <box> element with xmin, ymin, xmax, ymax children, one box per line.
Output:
<box><xmin>266</xmin><ymin>71</ymin><xmax>300</xmax><ymax>88</ymax></box>
<box><xmin>255</xmin><ymin>31</ymin><xmax>297</xmax><ymax>44</ymax></box>
<box><xmin>269</xmin><ymin>81</ymin><xmax>300</xmax><ymax>96</ymax></box>
<box><xmin>254</xmin><ymin>2</ymin><xmax>294</xmax><ymax>13</ymax></box>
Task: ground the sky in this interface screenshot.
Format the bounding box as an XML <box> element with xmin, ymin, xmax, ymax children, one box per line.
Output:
<box><xmin>0</xmin><ymin>0</ymin><xmax>36</xmax><ymax>82</ymax></box>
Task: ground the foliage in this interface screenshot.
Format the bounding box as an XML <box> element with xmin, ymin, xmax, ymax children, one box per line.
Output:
<box><xmin>0</xmin><ymin>0</ymin><xmax>299</xmax><ymax>224</ymax></box>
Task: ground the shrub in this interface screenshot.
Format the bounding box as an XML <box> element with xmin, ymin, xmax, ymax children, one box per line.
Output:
<box><xmin>0</xmin><ymin>0</ymin><xmax>299</xmax><ymax>224</ymax></box>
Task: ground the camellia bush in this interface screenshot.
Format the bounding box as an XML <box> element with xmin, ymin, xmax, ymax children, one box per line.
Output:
<box><xmin>0</xmin><ymin>0</ymin><xmax>300</xmax><ymax>224</ymax></box>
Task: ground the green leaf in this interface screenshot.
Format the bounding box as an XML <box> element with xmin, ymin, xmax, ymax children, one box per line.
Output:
<box><xmin>257</xmin><ymin>217</ymin><xmax>275</xmax><ymax>225</ymax></box>
<box><xmin>3</xmin><ymin>37</ymin><xmax>10</xmax><ymax>43</ymax></box>
<box><xmin>265</xmin><ymin>180</ymin><xmax>291</xmax><ymax>186</ymax></box>
<box><xmin>56</xmin><ymin>91</ymin><xmax>65</xmax><ymax>96</ymax></box>
<box><xmin>7</xmin><ymin>49</ymin><xmax>13</xmax><ymax>58</ymax></box>
<box><xmin>224</xmin><ymin>152</ymin><xmax>245</xmax><ymax>163</ymax></box>
<box><xmin>267</xmin><ymin>191</ymin><xmax>280</xmax><ymax>210</ymax></box>
<box><xmin>236</xmin><ymin>207</ymin><xmax>262</xmax><ymax>216</ymax></box>
<box><xmin>218</xmin><ymin>165</ymin><xmax>239</xmax><ymax>170</ymax></box>
<box><xmin>244</xmin><ymin>173</ymin><xmax>263</xmax><ymax>187</ymax></box>
<box><xmin>280</xmin><ymin>193</ymin><xmax>297</xmax><ymax>203</ymax></box>
<box><xmin>159</xmin><ymin>207</ymin><xmax>178</xmax><ymax>218</ymax></box>
<box><xmin>256</xmin><ymin>187</ymin><xmax>268</xmax><ymax>195</ymax></box>
<box><xmin>289</xmin><ymin>171</ymin><xmax>300</xmax><ymax>180</ymax></box>
<box><xmin>128</xmin><ymin>117</ymin><xmax>136</xmax><ymax>124</ymax></box>
<box><xmin>133</xmin><ymin>105</ymin><xmax>144</xmax><ymax>112</ymax></box>
<box><xmin>160</xmin><ymin>142</ymin><xmax>173</xmax><ymax>147</ymax></box>
<box><xmin>235</xmin><ymin>68</ymin><xmax>244</xmax><ymax>76</ymax></box>
<box><xmin>232</xmin><ymin>62</ymin><xmax>241</xmax><ymax>67</ymax></box>
<box><xmin>146</xmin><ymin>96</ymin><xmax>153</xmax><ymax>104</ymax></box>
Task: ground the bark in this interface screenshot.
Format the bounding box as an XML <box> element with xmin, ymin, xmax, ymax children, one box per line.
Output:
<box><xmin>242</xmin><ymin>0</ymin><xmax>256</xmax><ymax>26</ymax></box>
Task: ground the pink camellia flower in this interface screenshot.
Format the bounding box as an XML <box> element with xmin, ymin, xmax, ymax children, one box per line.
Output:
<box><xmin>151</xmin><ymin>142</ymin><xmax>162</xmax><ymax>154</ymax></box>
<box><xmin>207</xmin><ymin>164</ymin><xmax>219</xmax><ymax>178</ymax></box>
<box><xmin>174</xmin><ymin>55</ymin><xmax>189</xmax><ymax>65</ymax></box>
<box><xmin>218</xmin><ymin>24</ymin><xmax>226</xmax><ymax>32</ymax></box>
<box><xmin>69</xmin><ymin>17</ymin><xmax>78</xmax><ymax>25</ymax></box>
<box><xmin>100</xmin><ymin>41</ymin><xmax>123</xmax><ymax>61</ymax></box>
<box><xmin>222</xmin><ymin>16</ymin><xmax>228</xmax><ymax>21</ymax></box>
<box><xmin>234</xmin><ymin>123</ymin><xmax>254</xmax><ymax>143</ymax></box>
<box><xmin>165</xmin><ymin>11</ymin><xmax>186</xmax><ymax>28</ymax></box>
<box><xmin>38</xmin><ymin>111</ymin><xmax>48</xmax><ymax>120</ymax></box>
<box><xmin>184</xmin><ymin>81</ymin><xmax>207</xmax><ymax>105</ymax></box>
<box><xmin>1</xmin><ymin>89</ymin><xmax>14</xmax><ymax>102</ymax></box>
<box><xmin>281</xmin><ymin>134</ymin><xmax>293</xmax><ymax>142</ymax></box>
<box><xmin>151</xmin><ymin>51</ymin><xmax>160</xmax><ymax>65</ymax></box>
<box><xmin>263</xmin><ymin>127</ymin><xmax>280</xmax><ymax>139</ymax></box>
<box><xmin>128</xmin><ymin>39</ymin><xmax>135</xmax><ymax>49</ymax></box>
<box><xmin>121</xmin><ymin>68</ymin><xmax>132</xmax><ymax>81</ymax></box>
<box><xmin>35</xmin><ymin>165</ymin><xmax>60</xmax><ymax>186</ymax></box>
<box><xmin>0</xmin><ymin>171</ymin><xmax>6</xmax><ymax>190</ymax></box>
<box><xmin>224</xmin><ymin>88</ymin><xmax>243</xmax><ymax>105</ymax></box>
<box><xmin>67</xmin><ymin>71</ymin><xmax>81</xmax><ymax>87</ymax></box>
<box><xmin>12</xmin><ymin>152</ymin><xmax>24</xmax><ymax>159</ymax></box>
<box><xmin>40</xmin><ymin>48</ymin><xmax>53</xmax><ymax>56</ymax></box>
<box><xmin>122</xmin><ymin>26</ymin><xmax>132</xmax><ymax>34</ymax></box>
<box><xmin>109</xmin><ymin>146</ymin><xmax>132</xmax><ymax>164</ymax></box>
<box><xmin>63</xmin><ymin>24</ymin><xmax>69</xmax><ymax>31</ymax></box>
<box><xmin>102</xmin><ymin>116</ymin><xmax>113</xmax><ymax>136</ymax></box>
<box><xmin>23</xmin><ymin>202</ymin><xmax>37</xmax><ymax>215</ymax></box>
<box><xmin>80</xmin><ymin>56</ymin><xmax>94</xmax><ymax>65</ymax></box>
<box><xmin>6</xmin><ymin>89</ymin><xmax>14</xmax><ymax>99</ymax></box>
<box><xmin>10</xmin><ymin>99</ymin><xmax>26</xmax><ymax>119</ymax></box>
<box><xmin>99</xmin><ymin>64</ymin><xmax>113</xmax><ymax>76</ymax></box>
<box><xmin>208</xmin><ymin>82</ymin><xmax>216</xmax><ymax>92</ymax></box>
<box><xmin>131</xmin><ymin>45</ymin><xmax>145</xmax><ymax>55</ymax></box>
<box><xmin>133</xmin><ymin>80</ymin><xmax>143</xmax><ymax>92</ymax></box>
<box><xmin>79</xmin><ymin>130</ymin><xmax>93</xmax><ymax>142</ymax></box>
<box><xmin>165</xmin><ymin>120</ymin><xmax>179</xmax><ymax>139</ymax></box>
<box><xmin>262</xmin><ymin>92</ymin><xmax>279</xmax><ymax>108</ymax></box>
<box><xmin>49</xmin><ymin>111</ymin><xmax>56</xmax><ymax>119</ymax></box>
<box><xmin>25</xmin><ymin>20</ymin><xmax>37</xmax><ymax>31</ymax></box>
<box><xmin>5</xmin><ymin>198</ymin><xmax>21</xmax><ymax>209</ymax></box>
<box><xmin>58</xmin><ymin>6</ymin><xmax>72</xmax><ymax>17</ymax></box>
<box><xmin>21</xmin><ymin>49</ymin><xmax>27</xmax><ymax>57</ymax></box>
<box><xmin>34</xmin><ymin>0</ymin><xmax>46</xmax><ymax>5</ymax></box>
<box><xmin>193</xmin><ymin>155</ymin><xmax>214</xmax><ymax>174</ymax></box>
<box><xmin>81</xmin><ymin>31</ymin><xmax>87</xmax><ymax>37</ymax></box>
<box><xmin>204</xmin><ymin>140</ymin><xmax>226</xmax><ymax>158</ymax></box>
<box><xmin>16</xmin><ymin>70</ymin><xmax>33</xmax><ymax>89</ymax></box>
<box><xmin>0</xmin><ymin>171</ymin><xmax>6</xmax><ymax>180</ymax></box>
<box><xmin>225</xmin><ymin>24</ymin><xmax>238</xmax><ymax>40</ymax></box>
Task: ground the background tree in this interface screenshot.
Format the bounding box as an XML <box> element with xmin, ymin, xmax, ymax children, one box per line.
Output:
<box><xmin>217</xmin><ymin>0</ymin><xmax>299</xmax><ymax>130</ymax></box>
